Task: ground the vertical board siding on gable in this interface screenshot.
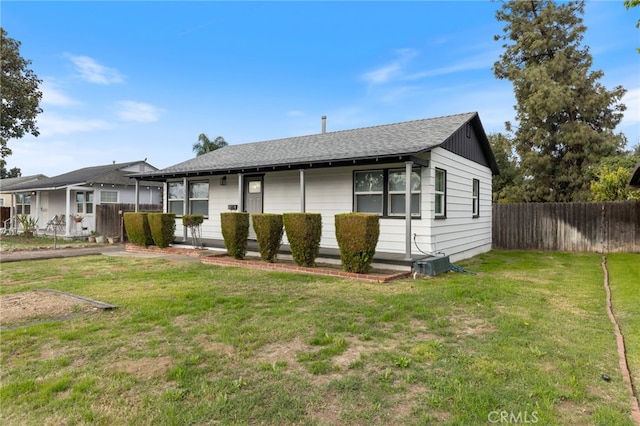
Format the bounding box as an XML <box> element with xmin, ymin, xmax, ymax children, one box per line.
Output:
<box><xmin>429</xmin><ymin>148</ymin><xmax>493</xmax><ymax>261</ymax></box>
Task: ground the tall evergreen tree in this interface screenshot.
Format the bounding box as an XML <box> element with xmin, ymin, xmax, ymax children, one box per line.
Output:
<box><xmin>493</xmin><ymin>0</ymin><xmax>626</xmax><ymax>201</ymax></box>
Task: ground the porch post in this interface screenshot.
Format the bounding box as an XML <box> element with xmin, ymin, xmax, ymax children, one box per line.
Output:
<box><xmin>299</xmin><ymin>169</ymin><xmax>306</xmax><ymax>212</ymax></box>
<box><xmin>134</xmin><ymin>180</ymin><xmax>140</xmax><ymax>212</ymax></box>
<box><xmin>34</xmin><ymin>191</ymin><xmax>41</xmax><ymax>225</ymax></box>
<box><xmin>65</xmin><ymin>186</ymin><xmax>72</xmax><ymax>236</ymax></box>
<box><xmin>404</xmin><ymin>161</ymin><xmax>413</xmax><ymax>261</ymax></box>
<box><xmin>238</xmin><ymin>174</ymin><xmax>244</xmax><ymax>212</ymax></box>
<box><xmin>183</xmin><ymin>177</ymin><xmax>188</xmax><ymax>241</ymax></box>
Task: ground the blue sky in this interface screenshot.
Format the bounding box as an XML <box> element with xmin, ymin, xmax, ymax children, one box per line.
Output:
<box><xmin>3</xmin><ymin>0</ymin><xmax>639</xmax><ymax>177</ymax></box>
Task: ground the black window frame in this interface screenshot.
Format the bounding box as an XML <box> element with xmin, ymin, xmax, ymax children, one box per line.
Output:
<box><xmin>353</xmin><ymin>168</ymin><xmax>421</xmax><ymax>218</ymax></box>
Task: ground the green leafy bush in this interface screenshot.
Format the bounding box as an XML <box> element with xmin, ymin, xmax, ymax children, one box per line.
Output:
<box><xmin>123</xmin><ymin>212</ymin><xmax>153</xmax><ymax>247</ymax></box>
<box><xmin>148</xmin><ymin>213</ymin><xmax>176</xmax><ymax>248</ymax></box>
<box><xmin>283</xmin><ymin>213</ymin><xmax>322</xmax><ymax>267</ymax></box>
<box><xmin>335</xmin><ymin>213</ymin><xmax>379</xmax><ymax>273</ymax></box>
<box><xmin>17</xmin><ymin>215</ymin><xmax>38</xmax><ymax>238</ymax></box>
<box><xmin>221</xmin><ymin>212</ymin><xmax>249</xmax><ymax>259</ymax></box>
<box><xmin>252</xmin><ymin>214</ymin><xmax>284</xmax><ymax>262</ymax></box>
<box><xmin>182</xmin><ymin>215</ymin><xmax>204</xmax><ymax>227</ymax></box>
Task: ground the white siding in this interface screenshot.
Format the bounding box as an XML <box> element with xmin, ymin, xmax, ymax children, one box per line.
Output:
<box><xmin>427</xmin><ymin>148</ymin><xmax>493</xmax><ymax>262</ymax></box>
<box><xmin>180</xmin><ymin>152</ymin><xmax>493</xmax><ymax>261</ymax></box>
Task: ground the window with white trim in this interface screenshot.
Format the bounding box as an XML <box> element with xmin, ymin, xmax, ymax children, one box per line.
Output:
<box><xmin>75</xmin><ymin>191</ymin><xmax>94</xmax><ymax>214</ymax></box>
<box><xmin>16</xmin><ymin>193</ymin><xmax>31</xmax><ymax>215</ymax></box>
<box><xmin>189</xmin><ymin>182</ymin><xmax>209</xmax><ymax>217</ymax></box>
<box><xmin>354</xmin><ymin>170</ymin><xmax>384</xmax><ymax>214</ymax></box>
<box><xmin>435</xmin><ymin>169</ymin><xmax>446</xmax><ymax>218</ymax></box>
<box><xmin>168</xmin><ymin>182</ymin><xmax>184</xmax><ymax>215</ymax></box>
<box><xmin>100</xmin><ymin>190</ymin><xmax>118</xmax><ymax>203</ymax></box>
<box><xmin>388</xmin><ymin>168</ymin><xmax>421</xmax><ymax>216</ymax></box>
<box><xmin>472</xmin><ymin>178</ymin><xmax>480</xmax><ymax>217</ymax></box>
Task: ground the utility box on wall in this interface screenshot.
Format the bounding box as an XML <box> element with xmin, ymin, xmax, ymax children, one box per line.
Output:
<box><xmin>413</xmin><ymin>256</ymin><xmax>451</xmax><ymax>276</ymax></box>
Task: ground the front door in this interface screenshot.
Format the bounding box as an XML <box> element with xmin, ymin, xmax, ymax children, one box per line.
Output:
<box><xmin>244</xmin><ymin>176</ymin><xmax>263</xmax><ymax>239</ymax></box>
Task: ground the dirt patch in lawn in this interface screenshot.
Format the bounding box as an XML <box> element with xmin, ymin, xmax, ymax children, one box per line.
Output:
<box><xmin>0</xmin><ymin>290</ymin><xmax>104</xmax><ymax>329</ymax></box>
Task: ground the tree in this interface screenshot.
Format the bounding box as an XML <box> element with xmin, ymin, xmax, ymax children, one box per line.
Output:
<box><xmin>493</xmin><ymin>1</ymin><xmax>627</xmax><ymax>202</ymax></box>
<box><xmin>0</xmin><ymin>28</ymin><xmax>43</xmax><ymax>171</ymax></box>
<box><xmin>589</xmin><ymin>149</ymin><xmax>640</xmax><ymax>200</ymax></box>
<box><xmin>192</xmin><ymin>133</ymin><xmax>228</xmax><ymax>157</ymax></box>
<box><xmin>0</xmin><ymin>165</ymin><xmax>21</xmax><ymax>179</ymax></box>
<box><xmin>488</xmin><ymin>133</ymin><xmax>525</xmax><ymax>202</ymax></box>
<box><xmin>626</xmin><ymin>0</ymin><xmax>640</xmax><ymax>52</ymax></box>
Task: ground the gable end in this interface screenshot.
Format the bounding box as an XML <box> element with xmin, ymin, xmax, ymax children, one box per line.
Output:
<box><xmin>440</xmin><ymin>117</ymin><xmax>499</xmax><ymax>175</ymax></box>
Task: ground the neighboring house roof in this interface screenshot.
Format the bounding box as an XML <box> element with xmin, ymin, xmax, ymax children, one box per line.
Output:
<box><xmin>630</xmin><ymin>161</ymin><xmax>640</xmax><ymax>188</ymax></box>
<box><xmin>3</xmin><ymin>161</ymin><xmax>161</xmax><ymax>192</ymax></box>
<box><xmin>0</xmin><ymin>174</ymin><xmax>48</xmax><ymax>191</ymax></box>
<box><xmin>137</xmin><ymin>112</ymin><xmax>499</xmax><ymax>181</ymax></box>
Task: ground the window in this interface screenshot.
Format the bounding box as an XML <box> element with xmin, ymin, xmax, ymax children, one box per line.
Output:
<box><xmin>76</xmin><ymin>191</ymin><xmax>94</xmax><ymax>214</ymax></box>
<box><xmin>189</xmin><ymin>182</ymin><xmax>209</xmax><ymax>217</ymax></box>
<box><xmin>472</xmin><ymin>179</ymin><xmax>480</xmax><ymax>217</ymax></box>
<box><xmin>100</xmin><ymin>191</ymin><xmax>118</xmax><ymax>203</ymax></box>
<box><xmin>354</xmin><ymin>170</ymin><xmax>384</xmax><ymax>214</ymax></box>
<box><xmin>435</xmin><ymin>169</ymin><xmax>446</xmax><ymax>218</ymax></box>
<box><xmin>388</xmin><ymin>169</ymin><xmax>421</xmax><ymax>216</ymax></box>
<box><xmin>168</xmin><ymin>182</ymin><xmax>184</xmax><ymax>215</ymax></box>
<box><xmin>16</xmin><ymin>193</ymin><xmax>31</xmax><ymax>215</ymax></box>
<box><xmin>354</xmin><ymin>168</ymin><xmax>421</xmax><ymax>217</ymax></box>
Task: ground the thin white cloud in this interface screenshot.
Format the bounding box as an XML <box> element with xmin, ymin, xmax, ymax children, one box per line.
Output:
<box><xmin>621</xmin><ymin>87</ymin><xmax>639</xmax><ymax>125</ymax></box>
<box><xmin>286</xmin><ymin>110</ymin><xmax>304</xmax><ymax>117</ymax></box>
<box><xmin>40</xmin><ymin>80</ymin><xmax>79</xmax><ymax>107</ymax></box>
<box><xmin>362</xmin><ymin>48</ymin><xmax>419</xmax><ymax>85</ymax></box>
<box><xmin>37</xmin><ymin>112</ymin><xmax>112</xmax><ymax>137</ymax></box>
<box><xmin>67</xmin><ymin>54</ymin><xmax>124</xmax><ymax>85</ymax></box>
<box><xmin>116</xmin><ymin>101</ymin><xmax>164</xmax><ymax>123</ymax></box>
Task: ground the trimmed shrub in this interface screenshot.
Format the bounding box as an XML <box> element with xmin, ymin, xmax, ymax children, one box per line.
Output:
<box><xmin>283</xmin><ymin>213</ymin><xmax>322</xmax><ymax>267</ymax></box>
<box><xmin>182</xmin><ymin>215</ymin><xmax>204</xmax><ymax>227</ymax></box>
<box><xmin>148</xmin><ymin>213</ymin><xmax>176</xmax><ymax>248</ymax></box>
<box><xmin>123</xmin><ymin>212</ymin><xmax>153</xmax><ymax>247</ymax></box>
<box><xmin>335</xmin><ymin>213</ymin><xmax>380</xmax><ymax>273</ymax></box>
<box><xmin>221</xmin><ymin>212</ymin><xmax>249</xmax><ymax>259</ymax></box>
<box><xmin>252</xmin><ymin>213</ymin><xmax>284</xmax><ymax>262</ymax></box>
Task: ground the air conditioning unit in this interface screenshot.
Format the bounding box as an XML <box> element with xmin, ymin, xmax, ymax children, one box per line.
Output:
<box><xmin>413</xmin><ymin>256</ymin><xmax>451</xmax><ymax>276</ymax></box>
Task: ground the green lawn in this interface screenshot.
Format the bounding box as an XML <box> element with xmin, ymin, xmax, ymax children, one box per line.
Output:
<box><xmin>1</xmin><ymin>251</ymin><xmax>638</xmax><ymax>425</ymax></box>
<box><xmin>0</xmin><ymin>234</ymin><xmax>89</xmax><ymax>251</ymax></box>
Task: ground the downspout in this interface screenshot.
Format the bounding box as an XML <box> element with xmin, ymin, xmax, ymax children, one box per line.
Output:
<box><xmin>404</xmin><ymin>161</ymin><xmax>413</xmax><ymax>261</ymax></box>
<box><xmin>299</xmin><ymin>169</ymin><xmax>306</xmax><ymax>212</ymax></box>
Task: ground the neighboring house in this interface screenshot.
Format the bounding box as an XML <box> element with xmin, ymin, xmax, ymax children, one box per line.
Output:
<box><xmin>136</xmin><ymin>112</ymin><xmax>500</xmax><ymax>262</ymax></box>
<box><xmin>630</xmin><ymin>161</ymin><xmax>640</xmax><ymax>188</ymax></box>
<box><xmin>3</xmin><ymin>161</ymin><xmax>162</xmax><ymax>237</ymax></box>
<box><xmin>0</xmin><ymin>174</ymin><xmax>47</xmax><ymax>208</ymax></box>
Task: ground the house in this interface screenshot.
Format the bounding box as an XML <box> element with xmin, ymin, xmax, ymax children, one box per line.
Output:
<box><xmin>135</xmin><ymin>112</ymin><xmax>499</xmax><ymax>262</ymax></box>
<box><xmin>630</xmin><ymin>161</ymin><xmax>640</xmax><ymax>188</ymax></box>
<box><xmin>3</xmin><ymin>161</ymin><xmax>162</xmax><ymax>237</ymax></box>
<box><xmin>0</xmin><ymin>174</ymin><xmax>48</xmax><ymax>228</ymax></box>
<box><xmin>0</xmin><ymin>174</ymin><xmax>47</xmax><ymax>207</ymax></box>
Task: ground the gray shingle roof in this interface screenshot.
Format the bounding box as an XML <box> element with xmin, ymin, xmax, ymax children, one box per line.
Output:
<box><xmin>3</xmin><ymin>161</ymin><xmax>160</xmax><ymax>192</ymax></box>
<box><xmin>0</xmin><ymin>174</ymin><xmax>48</xmax><ymax>191</ymax></box>
<box><xmin>143</xmin><ymin>112</ymin><xmax>492</xmax><ymax>178</ymax></box>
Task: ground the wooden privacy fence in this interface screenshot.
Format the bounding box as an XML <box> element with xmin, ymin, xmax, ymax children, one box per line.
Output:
<box><xmin>493</xmin><ymin>201</ymin><xmax>640</xmax><ymax>253</ymax></box>
<box><xmin>96</xmin><ymin>203</ymin><xmax>162</xmax><ymax>241</ymax></box>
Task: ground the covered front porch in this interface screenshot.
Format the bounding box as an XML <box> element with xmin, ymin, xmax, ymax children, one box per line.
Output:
<box><xmin>170</xmin><ymin>237</ymin><xmax>432</xmax><ymax>272</ymax></box>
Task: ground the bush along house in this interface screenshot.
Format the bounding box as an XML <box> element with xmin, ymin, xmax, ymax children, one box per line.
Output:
<box><xmin>134</xmin><ymin>112</ymin><xmax>499</xmax><ymax>264</ymax></box>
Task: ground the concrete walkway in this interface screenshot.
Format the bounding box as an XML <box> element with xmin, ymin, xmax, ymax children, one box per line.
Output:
<box><xmin>0</xmin><ymin>244</ymin><xmax>126</xmax><ymax>263</ymax></box>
